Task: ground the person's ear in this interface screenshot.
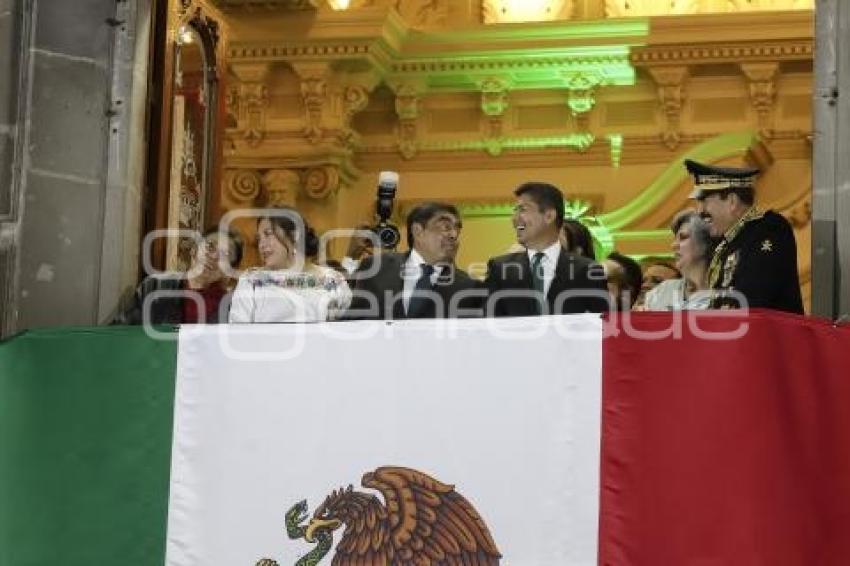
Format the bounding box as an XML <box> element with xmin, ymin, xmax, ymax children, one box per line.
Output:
<box><xmin>544</xmin><ymin>208</ymin><xmax>557</xmax><ymax>225</ymax></box>
<box><xmin>411</xmin><ymin>222</ymin><xmax>424</xmax><ymax>242</ymax></box>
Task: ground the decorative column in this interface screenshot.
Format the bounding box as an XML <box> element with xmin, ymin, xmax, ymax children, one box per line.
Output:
<box><xmin>648</xmin><ymin>66</ymin><xmax>689</xmax><ymax>150</ymax></box>
<box><xmin>740</xmin><ymin>62</ymin><xmax>779</xmax><ymax>140</ymax></box>
<box><xmin>229</xmin><ymin>63</ymin><xmax>271</xmax><ymax>147</ymax></box>
<box><xmin>479</xmin><ymin>77</ymin><xmax>511</xmax><ymax>156</ymax></box>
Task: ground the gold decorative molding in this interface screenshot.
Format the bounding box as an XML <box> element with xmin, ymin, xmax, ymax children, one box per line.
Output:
<box><xmin>606</xmin><ymin>0</ymin><xmax>698</xmax><ymax>17</ymax></box>
<box><xmin>727</xmin><ymin>0</ymin><xmax>812</xmax><ymax>10</ymax></box>
<box><xmin>392</xmin><ymin>82</ymin><xmax>421</xmax><ymax>159</ymax></box>
<box><xmin>223</xmin><ymin>168</ymin><xmax>263</xmax><ymax>209</ymax></box>
<box><xmin>263</xmin><ymin>169</ymin><xmax>301</xmax><ymax>206</ymax></box>
<box><xmin>482</xmin><ymin>0</ymin><xmax>575</xmax><ymax>24</ymax></box>
<box><xmin>740</xmin><ymin>62</ymin><xmax>779</xmax><ymax>140</ymax></box>
<box><xmin>291</xmin><ymin>62</ymin><xmax>331</xmax><ymax>144</ymax></box>
<box><xmin>478</xmin><ymin>77</ymin><xmax>511</xmax><ymax>156</ymax></box>
<box><xmin>303</xmin><ymin>165</ymin><xmax>340</xmax><ymax>199</ymax></box>
<box><xmin>648</xmin><ymin>66</ymin><xmax>689</xmax><ymax>150</ymax></box>
<box><xmin>393</xmin><ymin>0</ymin><xmax>449</xmax><ymax>29</ymax></box>
<box><xmin>632</xmin><ymin>41</ymin><xmax>812</xmax><ymax>66</ymax></box>
<box><xmin>212</xmin><ymin>0</ymin><xmax>319</xmax><ymax>10</ymax></box>
<box><xmin>229</xmin><ymin>62</ymin><xmax>271</xmax><ymax>146</ymax></box>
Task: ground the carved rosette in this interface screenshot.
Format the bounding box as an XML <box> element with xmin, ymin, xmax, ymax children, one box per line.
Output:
<box><xmin>740</xmin><ymin>62</ymin><xmax>779</xmax><ymax>139</ymax></box>
<box><xmin>263</xmin><ymin>169</ymin><xmax>301</xmax><ymax>207</ymax></box>
<box><xmin>648</xmin><ymin>66</ymin><xmax>689</xmax><ymax>150</ymax></box>
<box><xmin>223</xmin><ymin>169</ymin><xmax>263</xmax><ymax>209</ymax></box>
<box><xmin>394</xmin><ymin>84</ymin><xmax>420</xmax><ymax>159</ymax></box>
<box><xmin>303</xmin><ymin>166</ymin><xmax>340</xmax><ymax>200</ymax></box>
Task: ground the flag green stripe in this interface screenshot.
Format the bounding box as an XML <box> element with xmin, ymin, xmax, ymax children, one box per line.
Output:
<box><xmin>0</xmin><ymin>327</ymin><xmax>178</xmax><ymax>566</ymax></box>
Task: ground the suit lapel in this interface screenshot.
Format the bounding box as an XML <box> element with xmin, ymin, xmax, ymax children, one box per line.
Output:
<box><xmin>517</xmin><ymin>252</ymin><xmax>533</xmax><ymax>289</ymax></box>
<box><xmin>547</xmin><ymin>249</ymin><xmax>572</xmax><ymax>305</ymax></box>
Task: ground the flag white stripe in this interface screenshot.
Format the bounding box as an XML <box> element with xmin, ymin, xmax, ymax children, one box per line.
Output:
<box><xmin>166</xmin><ymin>316</ymin><xmax>602</xmax><ymax>566</ymax></box>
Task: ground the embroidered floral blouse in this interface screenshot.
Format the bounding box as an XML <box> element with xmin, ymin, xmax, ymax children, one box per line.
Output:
<box><xmin>228</xmin><ymin>265</ymin><xmax>352</xmax><ymax>323</ymax></box>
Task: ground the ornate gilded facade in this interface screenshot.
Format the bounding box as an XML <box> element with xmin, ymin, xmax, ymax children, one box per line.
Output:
<box><xmin>205</xmin><ymin>0</ymin><xmax>813</xmax><ymax>306</ymax></box>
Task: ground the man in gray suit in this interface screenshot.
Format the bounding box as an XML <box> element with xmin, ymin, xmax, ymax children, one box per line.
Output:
<box><xmin>347</xmin><ymin>202</ymin><xmax>483</xmax><ymax>319</ymax></box>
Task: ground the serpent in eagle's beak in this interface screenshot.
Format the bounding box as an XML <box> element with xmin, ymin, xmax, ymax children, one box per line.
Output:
<box><xmin>304</xmin><ymin>517</ymin><xmax>342</xmax><ymax>542</ymax></box>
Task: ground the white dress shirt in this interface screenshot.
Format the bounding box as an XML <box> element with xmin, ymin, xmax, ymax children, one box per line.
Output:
<box><xmin>526</xmin><ymin>240</ymin><xmax>561</xmax><ymax>298</ymax></box>
<box><xmin>402</xmin><ymin>249</ymin><xmax>441</xmax><ymax>314</ymax></box>
<box><xmin>340</xmin><ymin>256</ymin><xmax>360</xmax><ymax>276</ymax></box>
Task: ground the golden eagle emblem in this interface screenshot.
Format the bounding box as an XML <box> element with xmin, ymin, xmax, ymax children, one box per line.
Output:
<box><xmin>256</xmin><ymin>466</ymin><xmax>502</xmax><ymax>566</ymax></box>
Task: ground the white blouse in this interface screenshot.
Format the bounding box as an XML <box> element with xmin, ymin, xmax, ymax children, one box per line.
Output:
<box><xmin>643</xmin><ymin>278</ymin><xmax>712</xmax><ymax>311</ymax></box>
<box><xmin>228</xmin><ymin>265</ymin><xmax>352</xmax><ymax>323</ymax></box>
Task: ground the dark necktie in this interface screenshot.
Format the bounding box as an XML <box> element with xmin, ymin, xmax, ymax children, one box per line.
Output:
<box><xmin>407</xmin><ymin>264</ymin><xmax>436</xmax><ymax>318</ymax></box>
<box><xmin>531</xmin><ymin>252</ymin><xmax>546</xmax><ymax>314</ymax></box>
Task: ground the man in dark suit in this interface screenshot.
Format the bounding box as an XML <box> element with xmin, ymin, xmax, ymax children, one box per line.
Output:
<box><xmin>687</xmin><ymin>159</ymin><xmax>803</xmax><ymax>314</ymax></box>
<box><xmin>485</xmin><ymin>182</ymin><xmax>608</xmax><ymax>317</ymax></box>
<box><xmin>347</xmin><ymin>202</ymin><xmax>483</xmax><ymax>319</ymax></box>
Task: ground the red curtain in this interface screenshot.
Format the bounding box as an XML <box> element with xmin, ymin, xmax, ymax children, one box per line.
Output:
<box><xmin>600</xmin><ymin>311</ymin><xmax>850</xmax><ymax>565</ymax></box>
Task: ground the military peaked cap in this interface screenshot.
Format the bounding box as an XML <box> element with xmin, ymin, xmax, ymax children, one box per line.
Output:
<box><xmin>685</xmin><ymin>159</ymin><xmax>759</xmax><ymax>199</ymax></box>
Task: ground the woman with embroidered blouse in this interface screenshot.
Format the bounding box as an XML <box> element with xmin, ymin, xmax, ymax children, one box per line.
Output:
<box><xmin>229</xmin><ymin>207</ymin><xmax>352</xmax><ymax>323</ymax></box>
<box><xmin>642</xmin><ymin>210</ymin><xmax>715</xmax><ymax>311</ymax></box>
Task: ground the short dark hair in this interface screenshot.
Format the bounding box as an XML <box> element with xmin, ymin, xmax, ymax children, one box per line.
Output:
<box><xmin>514</xmin><ymin>182</ymin><xmax>565</xmax><ymax>229</ymax></box>
<box><xmin>607</xmin><ymin>251</ymin><xmax>643</xmax><ymax>304</ymax></box>
<box><xmin>202</xmin><ymin>227</ymin><xmax>244</xmax><ymax>268</ymax></box>
<box><xmin>257</xmin><ymin>206</ymin><xmax>319</xmax><ymax>258</ymax></box>
<box><xmin>406</xmin><ymin>202</ymin><xmax>460</xmax><ymax>247</ymax></box>
<box><xmin>561</xmin><ymin>218</ymin><xmax>596</xmax><ymax>260</ymax></box>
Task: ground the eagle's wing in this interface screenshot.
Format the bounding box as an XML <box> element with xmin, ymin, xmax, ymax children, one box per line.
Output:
<box><xmin>361</xmin><ymin>466</ymin><xmax>501</xmax><ymax>566</ymax></box>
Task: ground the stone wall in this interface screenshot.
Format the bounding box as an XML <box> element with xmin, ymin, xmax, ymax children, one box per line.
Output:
<box><xmin>0</xmin><ymin>0</ymin><xmax>149</xmax><ymax>337</ymax></box>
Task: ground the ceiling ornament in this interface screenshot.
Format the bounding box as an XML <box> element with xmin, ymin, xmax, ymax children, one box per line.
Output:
<box><xmin>482</xmin><ymin>0</ymin><xmax>575</xmax><ymax>24</ymax></box>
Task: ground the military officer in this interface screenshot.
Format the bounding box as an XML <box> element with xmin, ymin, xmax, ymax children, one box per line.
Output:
<box><xmin>685</xmin><ymin>159</ymin><xmax>803</xmax><ymax>314</ymax></box>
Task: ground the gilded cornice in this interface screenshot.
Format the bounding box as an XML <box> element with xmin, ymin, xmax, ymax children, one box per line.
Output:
<box><xmin>632</xmin><ymin>41</ymin><xmax>812</xmax><ymax>66</ymax></box>
<box><xmin>227</xmin><ymin>11</ymin><xmax>645</xmax><ymax>90</ymax></box>
<box><xmin>631</xmin><ymin>10</ymin><xmax>812</xmax><ymax>66</ymax></box>
<box><xmin>213</xmin><ymin>0</ymin><xmax>318</xmax><ymax>10</ymax></box>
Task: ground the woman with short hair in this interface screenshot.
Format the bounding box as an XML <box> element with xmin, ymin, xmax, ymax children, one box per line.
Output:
<box><xmin>643</xmin><ymin>210</ymin><xmax>715</xmax><ymax>311</ymax></box>
<box><xmin>228</xmin><ymin>207</ymin><xmax>351</xmax><ymax>323</ymax></box>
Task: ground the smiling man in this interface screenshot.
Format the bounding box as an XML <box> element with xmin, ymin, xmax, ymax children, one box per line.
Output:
<box><xmin>484</xmin><ymin>182</ymin><xmax>608</xmax><ymax>317</ymax></box>
<box><xmin>686</xmin><ymin>159</ymin><xmax>803</xmax><ymax>314</ymax></box>
<box><xmin>347</xmin><ymin>202</ymin><xmax>483</xmax><ymax>319</ymax></box>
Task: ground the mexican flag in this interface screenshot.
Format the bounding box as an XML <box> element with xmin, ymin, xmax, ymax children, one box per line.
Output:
<box><xmin>2</xmin><ymin>312</ymin><xmax>850</xmax><ymax>566</ymax></box>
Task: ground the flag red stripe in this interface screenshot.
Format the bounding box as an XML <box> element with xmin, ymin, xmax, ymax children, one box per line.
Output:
<box><xmin>600</xmin><ymin>310</ymin><xmax>850</xmax><ymax>565</ymax></box>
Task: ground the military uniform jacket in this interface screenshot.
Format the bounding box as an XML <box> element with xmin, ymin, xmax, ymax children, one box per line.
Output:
<box><xmin>709</xmin><ymin>209</ymin><xmax>803</xmax><ymax>314</ymax></box>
